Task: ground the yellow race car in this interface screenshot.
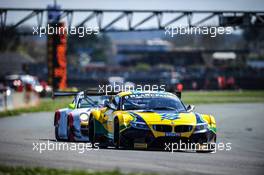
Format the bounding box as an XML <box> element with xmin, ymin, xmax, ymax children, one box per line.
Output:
<box><xmin>88</xmin><ymin>91</ymin><xmax>216</xmax><ymax>151</ymax></box>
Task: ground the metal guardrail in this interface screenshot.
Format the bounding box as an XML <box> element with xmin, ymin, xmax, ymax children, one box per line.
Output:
<box><xmin>0</xmin><ymin>89</ymin><xmax>40</xmax><ymax>111</ymax></box>
<box><xmin>0</xmin><ymin>88</ymin><xmax>12</xmax><ymax>111</ymax></box>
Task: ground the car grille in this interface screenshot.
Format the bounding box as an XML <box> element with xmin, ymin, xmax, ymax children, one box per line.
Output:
<box><xmin>153</xmin><ymin>125</ymin><xmax>172</xmax><ymax>132</ymax></box>
<box><xmin>174</xmin><ymin>125</ymin><xmax>193</xmax><ymax>133</ymax></box>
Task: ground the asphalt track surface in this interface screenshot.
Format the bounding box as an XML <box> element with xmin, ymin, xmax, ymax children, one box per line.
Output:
<box><xmin>0</xmin><ymin>103</ymin><xmax>264</xmax><ymax>175</ymax></box>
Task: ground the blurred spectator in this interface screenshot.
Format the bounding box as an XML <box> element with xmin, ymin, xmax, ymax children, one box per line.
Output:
<box><xmin>226</xmin><ymin>77</ymin><xmax>236</xmax><ymax>89</ymax></box>
<box><xmin>217</xmin><ymin>76</ymin><xmax>226</xmax><ymax>89</ymax></box>
<box><xmin>24</xmin><ymin>83</ymin><xmax>32</xmax><ymax>104</ymax></box>
<box><xmin>192</xmin><ymin>81</ymin><xmax>198</xmax><ymax>90</ymax></box>
<box><xmin>176</xmin><ymin>83</ymin><xmax>183</xmax><ymax>92</ymax></box>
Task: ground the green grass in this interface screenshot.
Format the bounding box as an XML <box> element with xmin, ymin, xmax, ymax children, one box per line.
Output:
<box><xmin>0</xmin><ymin>97</ymin><xmax>71</xmax><ymax>118</ymax></box>
<box><xmin>182</xmin><ymin>90</ymin><xmax>264</xmax><ymax>104</ymax></box>
<box><xmin>0</xmin><ymin>90</ymin><xmax>264</xmax><ymax>118</ymax></box>
<box><xmin>0</xmin><ymin>165</ymin><xmax>151</xmax><ymax>175</ymax></box>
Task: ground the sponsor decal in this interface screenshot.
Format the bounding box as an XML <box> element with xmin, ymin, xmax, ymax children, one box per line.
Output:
<box><xmin>160</xmin><ymin>113</ymin><xmax>180</xmax><ymax>120</ymax></box>
<box><xmin>165</xmin><ymin>132</ymin><xmax>181</xmax><ymax>137</ymax></box>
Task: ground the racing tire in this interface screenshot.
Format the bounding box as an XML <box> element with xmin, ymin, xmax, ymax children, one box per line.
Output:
<box><xmin>196</xmin><ymin>135</ymin><xmax>216</xmax><ymax>153</ymax></box>
<box><xmin>196</xmin><ymin>144</ymin><xmax>215</xmax><ymax>153</ymax></box>
<box><xmin>114</xmin><ymin>117</ymin><xmax>120</xmax><ymax>149</ymax></box>
<box><xmin>67</xmin><ymin>119</ymin><xmax>75</xmax><ymax>142</ymax></box>
<box><xmin>89</xmin><ymin>117</ymin><xmax>95</xmax><ymax>146</ymax></box>
<box><xmin>55</xmin><ymin>125</ymin><xmax>60</xmax><ymax>141</ymax></box>
<box><xmin>99</xmin><ymin>145</ymin><xmax>108</xmax><ymax>149</ymax></box>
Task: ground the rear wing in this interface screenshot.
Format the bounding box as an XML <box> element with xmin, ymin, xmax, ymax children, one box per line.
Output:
<box><xmin>52</xmin><ymin>89</ymin><xmax>118</xmax><ymax>98</ymax></box>
<box><xmin>175</xmin><ymin>91</ymin><xmax>181</xmax><ymax>99</ymax></box>
<box><xmin>85</xmin><ymin>91</ymin><xmax>119</xmax><ymax>96</ymax></box>
<box><xmin>53</xmin><ymin>91</ymin><xmax>78</xmax><ymax>98</ymax></box>
<box><xmin>167</xmin><ymin>90</ymin><xmax>182</xmax><ymax>99</ymax></box>
<box><xmin>53</xmin><ymin>88</ymin><xmax>181</xmax><ymax>99</ymax></box>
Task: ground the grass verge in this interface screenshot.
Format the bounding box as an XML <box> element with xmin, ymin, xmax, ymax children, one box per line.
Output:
<box><xmin>0</xmin><ymin>97</ymin><xmax>71</xmax><ymax>118</ymax></box>
<box><xmin>182</xmin><ymin>90</ymin><xmax>264</xmax><ymax>104</ymax></box>
<box><xmin>0</xmin><ymin>90</ymin><xmax>263</xmax><ymax>118</ymax></box>
<box><xmin>0</xmin><ymin>165</ymin><xmax>149</xmax><ymax>175</ymax></box>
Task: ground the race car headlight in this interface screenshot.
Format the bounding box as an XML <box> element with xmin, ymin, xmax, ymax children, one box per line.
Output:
<box><xmin>129</xmin><ymin>113</ymin><xmax>150</xmax><ymax>130</ymax></box>
<box><xmin>194</xmin><ymin>123</ymin><xmax>208</xmax><ymax>133</ymax></box>
<box><xmin>130</xmin><ymin>121</ymin><xmax>150</xmax><ymax>130</ymax></box>
<box><xmin>80</xmin><ymin>113</ymin><xmax>89</xmax><ymax>121</ymax></box>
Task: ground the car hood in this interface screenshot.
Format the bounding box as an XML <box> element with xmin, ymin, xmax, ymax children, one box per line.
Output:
<box><xmin>128</xmin><ymin>110</ymin><xmax>199</xmax><ymax>125</ymax></box>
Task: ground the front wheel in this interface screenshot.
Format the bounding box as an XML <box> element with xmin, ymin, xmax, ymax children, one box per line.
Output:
<box><xmin>113</xmin><ymin>118</ymin><xmax>120</xmax><ymax>149</ymax></box>
<box><xmin>196</xmin><ymin>136</ymin><xmax>216</xmax><ymax>153</ymax></box>
<box><xmin>196</xmin><ymin>143</ymin><xmax>216</xmax><ymax>153</ymax></box>
<box><xmin>89</xmin><ymin>117</ymin><xmax>95</xmax><ymax>145</ymax></box>
<box><xmin>55</xmin><ymin>125</ymin><xmax>60</xmax><ymax>141</ymax></box>
<box><xmin>67</xmin><ymin>119</ymin><xmax>74</xmax><ymax>142</ymax></box>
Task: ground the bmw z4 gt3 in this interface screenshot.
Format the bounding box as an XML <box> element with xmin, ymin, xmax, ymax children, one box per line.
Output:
<box><xmin>88</xmin><ymin>91</ymin><xmax>217</xmax><ymax>151</ymax></box>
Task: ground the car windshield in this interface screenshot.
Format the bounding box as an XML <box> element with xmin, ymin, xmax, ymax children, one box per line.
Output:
<box><xmin>122</xmin><ymin>93</ymin><xmax>186</xmax><ymax>112</ymax></box>
<box><xmin>78</xmin><ymin>96</ymin><xmax>108</xmax><ymax>108</ymax></box>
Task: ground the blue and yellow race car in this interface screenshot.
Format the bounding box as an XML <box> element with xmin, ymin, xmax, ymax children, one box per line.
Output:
<box><xmin>88</xmin><ymin>91</ymin><xmax>217</xmax><ymax>151</ymax></box>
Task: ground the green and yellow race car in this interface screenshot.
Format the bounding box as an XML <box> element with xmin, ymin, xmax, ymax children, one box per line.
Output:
<box><xmin>88</xmin><ymin>91</ymin><xmax>216</xmax><ymax>151</ymax></box>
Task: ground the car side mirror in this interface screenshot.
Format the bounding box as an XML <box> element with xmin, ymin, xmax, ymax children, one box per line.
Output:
<box><xmin>68</xmin><ymin>103</ymin><xmax>75</xmax><ymax>109</ymax></box>
<box><xmin>104</xmin><ymin>100</ymin><xmax>116</xmax><ymax>110</ymax></box>
<box><xmin>186</xmin><ymin>104</ymin><xmax>195</xmax><ymax>112</ymax></box>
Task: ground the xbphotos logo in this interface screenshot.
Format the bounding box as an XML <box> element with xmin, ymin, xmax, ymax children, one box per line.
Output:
<box><xmin>32</xmin><ymin>141</ymin><xmax>99</xmax><ymax>153</ymax></box>
<box><xmin>32</xmin><ymin>24</ymin><xmax>100</xmax><ymax>37</ymax></box>
<box><xmin>165</xmin><ymin>26</ymin><xmax>233</xmax><ymax>38</ymax></box>
<box><xmin>98</xmin><ymin>82</ymin><xmax>166</xmax><ymax>95</ymax></box>
<box><xmin>164</xmin><ymin>141</ymin><xmax>232</xmax><ymax>153</ymax></box>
